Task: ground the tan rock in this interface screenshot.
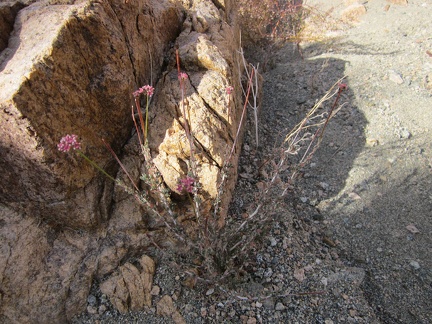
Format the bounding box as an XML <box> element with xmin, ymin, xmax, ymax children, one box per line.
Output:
<box><xmin>0</xmin><ymin>0</ymin><xmax>181</xmax><ymax>322</ymax></box>
<box><xmin>0</xmin><ymin>204</ymin><xmax>97</xmax><ymax>323</ymax></box>
<box><xmin>341</xmin><ymin>4</ymin><xmax>367</xmax><ymax>22</ymax></box>
<box><xmin>149</xmin><ymin>0</ymin><xmax>243</xmax><ymax>226</ymax></box>
<box><xmin>100</xmin><ymin>255</ymin><xmax>156</xmax><ymax>313</ymax></box>
<box><xmin>157</xmin><ymin>295</ymin><xmax>186</xmax><ymax>324</ymax></box>
<box><xmin>0</xmin><ymin>1</ymin><xmax>24</xmax><ymax>52</ymax></box>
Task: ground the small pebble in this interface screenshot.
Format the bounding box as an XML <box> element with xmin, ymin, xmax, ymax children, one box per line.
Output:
<box><xmin>275</xmin><ymin>302</ymin><xmax>285</xmax><ymax>311</ymax></box>
<box><xmin>87</xmin><ymin>295</ymin><xmax>97</xmax><ymax>306</ymax></box>
<box><xmin>410</xmin><ymin>261</ymin><xmax>420</xmax><ymax>269</ymax></box>
<box><xmin>100</xmin><ymin>294</ymin><xmax>108</xmax><ymax>304</ymax></box>
<box><xmin>200</xmin><ymin>307</ymin><xmax>207</xmax><ymax>317</ymax></box>
<box><xmin>389</xmin><ymin>70</ymin><xmax>404</xmax><ymax>84</ymax></box>
<box><xmin>399</xmin><ymin>129</ymin><xmax>411</xmax><ymax>139</ymax></box>
<box><xmin>98</xmin><ymin>305</ymin><xmax>107</xmax><ymax>315</ymax></box>
<box><xmin>87</xmin><ymin>305</ymin><xmax>98</xmax><ymax>315</ymax></box>
<box><xmin>247</xmin><ymin>317</ymin><xmax>257</xmax><ymax>324</ymax></box>
<box><xmin>151</xmin><ymin>285</ymin><xmax>160</xmax><ymax>296</ymax></box>
<box><xmin>319</xmin><ymin>182</ymin><xmax>330</xmax><ymax>190</ymax></box>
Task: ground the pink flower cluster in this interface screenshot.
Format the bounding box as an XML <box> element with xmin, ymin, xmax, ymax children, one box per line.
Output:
<box><xmin>133</xmin><ymin>85</ymin><xmax>154</xmax><ymax>98</ymax></box>
<box><xmin>226</xmin><ymin>85</ymin><xmax>234</xmax><ymax>95</ymax></box>
<box><xmin>178</xmin><ymin>72</ymin><xmax>188</xmax><ymax>81</ymax></box>
<box><xmin>57</xmin><ymin>134</ymin><xmax>81</xmax><ymax>152</ymax></box>
<box><xmin>338</xmin><ymin>83</ymin><xmax>348</xmax><ymax>91</ymax></box>
<box><xmin>177</xmin><ymin>176</ymin><xmax>194</xmax><ymax>193</ymax></box>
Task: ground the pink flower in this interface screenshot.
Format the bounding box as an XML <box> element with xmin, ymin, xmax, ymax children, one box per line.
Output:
<box><xmin>338</xmin><ymin>83</ymin><xmax>348</xmax><ymax>91</ymax></box>
<box><xmin>133</xmin><ymin>85</ymin><xmax>154</xmax><ymax>97</ymax></box>
<box><xmin>177</xmin><ymin>176</ymin><xmax>194</xmax><ymax>193</ymax></box>
<box><xmin>178</xmin><ymin>72</ymin><xmax>188</xmax><ymax>81</ymax></box>
<box><xmin>58</xmin><ymin>134</ymin><xmax>81</xmax><ymax>152</ymax></box>
<box><xmin>226</xmin><ymin>85</ymin><xmax>234</xmax><ymax>95</ymax></box>
<box><xmin>142</xmin><ymin>85</ymin><xmax>154</xmax><ymax>96</ymax></box>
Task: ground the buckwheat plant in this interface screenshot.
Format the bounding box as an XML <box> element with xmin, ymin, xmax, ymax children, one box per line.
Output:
<box><xmin>133</xmin><ymin>84</ymin><xmax>154</xmax><ymax>144</ymax></box>
<box><xmin>57</xmin><ymin>134</ymin><xmax>116</xmax><ymax>182</ymax></box>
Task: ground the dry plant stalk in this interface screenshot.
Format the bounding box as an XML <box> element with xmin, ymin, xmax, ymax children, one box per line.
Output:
<box><xmin>216</xmin><ymin>77</ymin><xmax>348</xmax><ymax>274</ymax></box>
<box><xmin>238</xmin><ymin>45</ymin><xmax>261</xmax><ymax>147</ymax></box>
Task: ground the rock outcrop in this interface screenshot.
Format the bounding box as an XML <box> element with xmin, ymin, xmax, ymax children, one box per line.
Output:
<box><xmin>0</xmin><ymin>0</ymin><xmax>242</xmax><ymax>322</ymax></box>
<box><xmin>0</xmin><ymin>0</ymin><xmax>182</xmax><ymax>229</ymax></box>
<box><xmin>149</xmin><ymin>0</ymin><xmax>242</xmax><ymax>225</ymax></box>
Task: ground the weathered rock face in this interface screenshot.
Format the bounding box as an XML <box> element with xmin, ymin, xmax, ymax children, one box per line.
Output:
<box><xmin>0</xmin><ymin>204</ymin><xmax>99</xmax><ymax>323</ymax></box>
<box><xmin>0</xmin><ymin>0</ymin><xmax>241</xmax><ymax>323</ymax></box>
<box><xmin>0</xmin><ymin>0</ymin><xmax>182</xmax><ymax>229</ymax></box>
<box><xmin>149</xmin><ymin>0</ymin><xmax>242</xmax><ymax>225</ymax></box>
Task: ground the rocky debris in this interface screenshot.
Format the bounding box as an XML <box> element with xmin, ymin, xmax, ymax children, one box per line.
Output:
<box><xmin>156</xmin><ymin>295</ymin><xmax>186</xmax><ymax>324</ymax></box>
<box><xmin>100</xmin><ymin>255</ymin><xmax>155</xmax><ymax>313</ymax></box>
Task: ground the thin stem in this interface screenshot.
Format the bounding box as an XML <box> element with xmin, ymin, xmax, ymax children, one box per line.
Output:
<box><xmin>102</xmin><ymin>139</ymin><xmax>139</xmax><ymax>192</ymax></box>
<box><xmin>134</xmin><ymin>97</ymin><xmax>146</xmax><ymax>143</ymax></box>
<box><xmin>132</xmin><ymin>104</ymin><xmax>143</xmax><ymax>148</ymax></box>
<box><xmin>77</xmin><ymin>151</ymin><xmax>116</xmax><ymax>182</ymax></box>
<box><xmin>228</xmin><ymin>67</ymin><xmax>254</xmax><ymax>162</ymax></box>
<box><xmin>145</xmin><ymin>94</ymin><xmax>149</xmax><ymax>142</ymax></box>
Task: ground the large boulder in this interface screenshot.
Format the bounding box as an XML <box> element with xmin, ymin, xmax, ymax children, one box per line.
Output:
<box><xmin>0</xmin><ymin>0</ymin><xmax>182</xmax><ymax>229</ymax></box>
<box><xmin>0</xmin><ymin>0</ymin><xmax>242</xmax><ymax>322</ymax></box>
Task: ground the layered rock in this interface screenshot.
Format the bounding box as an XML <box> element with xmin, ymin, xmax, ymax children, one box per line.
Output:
<box><xmin>0</xmin><ymin>0</ymin><xmax>242</xmax><ymax>322</ymax></box>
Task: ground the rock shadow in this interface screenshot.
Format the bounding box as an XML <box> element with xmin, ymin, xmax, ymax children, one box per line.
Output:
<box><xmin>323</xmin><ymin>134</ymin><xmax>432</xmax><ymax>323</ymax></box>
<box><xmin>255</xmin><ymin>42</ymin><xmax>367</xmax><ymax>204</ymax></box>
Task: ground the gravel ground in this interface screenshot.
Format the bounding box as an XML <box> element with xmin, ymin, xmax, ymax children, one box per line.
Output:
<box><xmin>73</xmin><ymin>1</ymin><xmax>432</xmax><ymax>323</ymax></box>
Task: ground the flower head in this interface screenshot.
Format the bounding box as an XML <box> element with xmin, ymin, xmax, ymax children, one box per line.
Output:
<box><xmin>58</xmin><ymin>134</ymin><xmax>81</xmax><ymax>152</ymax></box>
<box><xmin>178</xmin><ymin>72</ymin><xmax>188</xmax><ymax>81</ymax></box>
<box><xmin>226</xmin><ymin>85</ymin><xmax>234</xmax><ymax>95</ymax></box>
<box><xmin>133</xmin><ymin>85</ymin><xmax>154</xmax><ymax>97</ymax></box>
<box><xmin>142</xmin><ymin>85</ymin><xmax>154</xmax><ymax>96</ymax></box>
<box><xmin>177</xmin><ymin>176</ymin><xmax>195</xmax><ymax>193</ymax></box>
<box><xmin>338</xmin><ymin>83</ymin><xmax>348</xmax><ymax>91</ymax></box>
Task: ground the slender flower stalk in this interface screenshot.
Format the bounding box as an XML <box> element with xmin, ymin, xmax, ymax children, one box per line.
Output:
<box><xmin>57</xmin><ymin>134</ymin><xmax>116</xmax><ymax>182</ymax></box>
<box><xmin>133</xmin><ymin>85</ymin><xmax>154</xmax><ymax>143</ymax></box>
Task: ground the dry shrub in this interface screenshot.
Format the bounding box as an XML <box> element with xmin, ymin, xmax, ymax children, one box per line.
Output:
<box><xmin>238</xmin><ymin>0</ymin><xmax>306</xmax><ymax>46</ymax></box>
